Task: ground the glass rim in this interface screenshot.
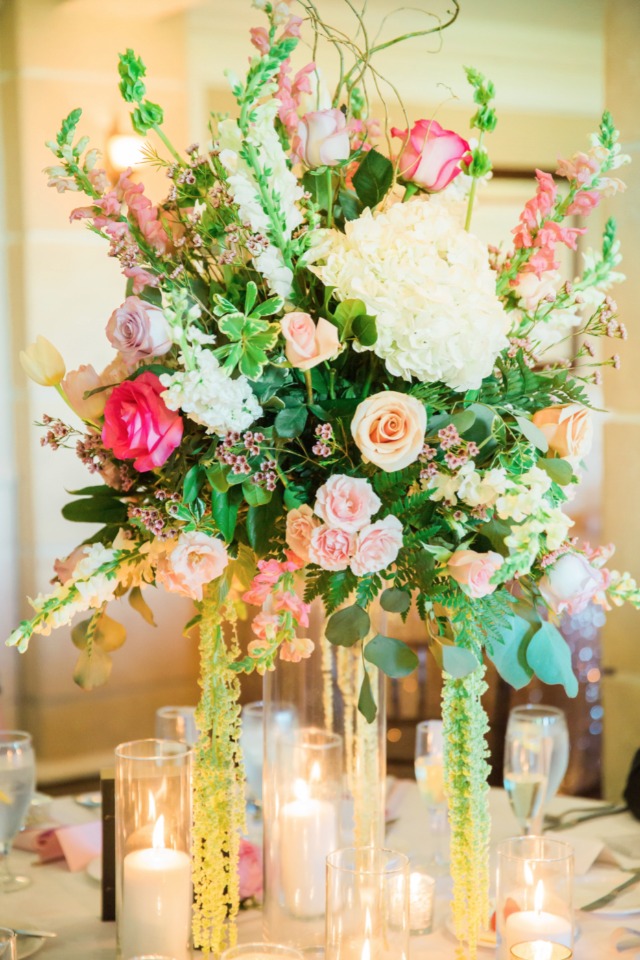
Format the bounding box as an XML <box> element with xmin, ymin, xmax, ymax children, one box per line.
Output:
<box><xmin>416</xmin><ymin>719</ymin><xmax>443</xmax><ymax>730</ymax></box>
<box><xmin>114</xmin><ymin>738</ymin><xmax>191</xmax><ymax>761</ymax></box>
<box><xmin>0</xmin><ymin>926</ymin><xmax>16</xmax><ymax>939</ymax></box>
<box><xmin>279</xmin><ymin>726</ymin><xmax>342</xmax><ymax>751</ymax></box>
<box><xmin>509</xmin><ymin>704</ymin><xmax>566</xmax><ymax>723</ymax></box>
<box><xmin>241</xmin><ymin>701</ymin><xmax>264</xmax><ymax>715</ymax></box>
<box><xmin>220</xmin><ymin>944</ymin><xmax>304</xmax><ymax>959</ymax></box>
<box><xmin>497</xmin><ymin>836</ymin><xmax>574</xmax><ymax>863</ymax></box>
<box><xmin>0</xmin><ymin>730</ymin><xmax>32</xmax><ymax>745</ymax></box>
<box><xmin>510</xmin><ymin>941</ymin><xmax>573</xmax><ymax>960</ymax></box>
<box><xmin>326</xmin><ymin>845</ymin><xmax>410</xmax><ymax>876</ymax></box>
<box><xmin>155</xmin><ymin>705</ymin><xmax>196</xmax><ymax>717</ymax></box>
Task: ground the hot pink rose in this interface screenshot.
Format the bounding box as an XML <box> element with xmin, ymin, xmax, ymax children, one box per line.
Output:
<box><xmin>350</xmin><ymin>515</ymin><xmax>403</xmax><ymax>576</ymax></box>
<box><xmin>309</xmin><ymin>525</ymin><xmax>356</xmax><ymax>572</ymax></box>
<box><xmin>285</xmin><ymin>504</ymin><xmax>319</xmax><ymax>563</ymax></box>
<box><xmin>296</xmin><ymin>109</ymin><xmax>351</xmax><ymax>167</ymax></box>
<box><xmin>102</xmin><ymin>371</ymin><xmax>183</xmax><ymax>472</ymax></box>
<box><xmin>447</xmin><ymin>549</ymin><xmax>503</xmax><ymax>599</ymax></box>
<box><xmin>62</xmin><ymin>364</ymin><xmax>107</xmax><ymax>421</ymax></box>
<box><xmin>281</xmin><ymin>313</ymin><xmax>340</xmax><ymax>371</ymax></box>
<box><xmin>315</xmin><ymin>475</ymin><xmax>381</xmax><ymax>533</ymax></box>
<box><xmin>538</xmin><ymin>552</ymin><xmax>610</xmax><ymax>616</ymax></box>
<box><xmin>391</xmin><ymin>119</ymin><xmax>471</xmax><ymax>192</ymax></box>
<box><xmin>156</xmin><ymin>531</ymin><xmax>229</xmax><ymax>602</ymax></box>
<box><xmin>106</xmin><ymin>296</ymin><xmax>172</xmax><ymax>365</ymax></box>
<box><xmin>238</xmin><ymin>838</ymin><xmax>263</xmax><ymax>901</ymax></box>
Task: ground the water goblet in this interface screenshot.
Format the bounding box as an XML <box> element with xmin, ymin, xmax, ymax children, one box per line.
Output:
<box><xmin>508</xmin><ymin>705</ymin><xmax>569</xmax><ymax>833</ymax></box>
<box><xmin>0</xmin><ymin>731</ymin><xmax>35</xmax><ymax>892</ymax></box>
<box><xmin>503</xmin><ymin>716</ymin><xmax>549</xmax><ymax>836</ymax></box>
<box><xmin>414</xmin><ymin>719</ymin><xmax>448</xmax><ymax>869</ymax></box>
<box><xmin>0</xmin><ymin>928</ymin><xmax>16</xmax><ymax>959</ymax></box>
<box><xmin>155</xmin><ymin>706</ymin><xmax>198</xmax><ymax>746</ymax></box>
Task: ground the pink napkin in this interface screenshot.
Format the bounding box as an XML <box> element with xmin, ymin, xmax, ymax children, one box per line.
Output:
<box><xmin>15</xmin><ymin>820</ymin><xmax>101</xmax><ymax>871</ymax></box>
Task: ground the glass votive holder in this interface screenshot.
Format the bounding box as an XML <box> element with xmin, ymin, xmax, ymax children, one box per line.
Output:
<box><xmin>496</xmin><ymin>837</ymin><xmax>573</xmax><ymax>960</ymax></box>
<box><xmin>0</xmin><ymin>928</ymin><xmax>16</xmax><ymax>960</ymax></box>
<box><xmin>326</xmin><ymin>847</ymin><xmax>410</xmax><ymax>960</ymax></box>
<box><xmin>115</xmin><ymin>739</ymin><xmax>192</xmax><ymax>960</ymax></box>
<box><xmin>407</xmin><ymin>866</ymin><xmax>435</xmax><ymax>935</ymax></box>
<box><xmin>511</xmin><ymin>942</ymin><xmax>573</xmax><ymax>960</ymax></box>
<box><xmin>155</xmin><ymin>705</ymin><xmax>198</xmax><ymax>746</ymax></box>
<box><xmin>221</xmin><ymin>945</ymin><xmax>304</xmax><ymax>960</ymax></box>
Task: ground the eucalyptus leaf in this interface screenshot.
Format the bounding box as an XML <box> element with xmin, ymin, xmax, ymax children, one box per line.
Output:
<box><xmin>326</xmin><ymin>604</ymin><xmax>370</xmax><ymax>647</ymax></box>
<box><xmin>526</xmin><ymin>621</ymin><xmax>579</xmax><ymax>697</ymax></box>
<box><xmin>431</xmin><ymin>640</ymin><xmax>479</xmax><ymax>678</ymax></box>
<box><xmin>486</xmin><ymin>612</ymin><xmax>534</xmax><ymax>689</ymax></box>
<box><xmin>73</xmin><ymin>644</ymin><xmax>113</xmax><ymax>690</ymax></box>
<box><xmin>515</xmin><ymin>415</ymin><xmax>549</xmax><ymax>453</ymax></box>
<box><xmin>358</xmin><ymin>669</ymin><xmax>377</xmax><ymax>722</ymax></box>
<box><xmin>539</xmin><ymin>458</ymin><xmax>574</xmax><ymax>486</ymax></box>
<box><xmin>364</xmin><ymin>634</ymin><xmax>418</xmax><ymax>678</ymax></box>
<box><xmin>129</xmin><ymin>586</ymin><xmax>156</xmax><ymax>627</ymax></box>
<box><xmin>380</xmin><ymin>588</ymin><xmax>411</xmax><ymax>614</ymax></box>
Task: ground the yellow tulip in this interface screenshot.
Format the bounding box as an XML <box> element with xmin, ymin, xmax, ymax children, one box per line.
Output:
<box><xmin>19</xmin><ymin>335</ymin><xmax>66</xmax><ymax>386</ymax></box>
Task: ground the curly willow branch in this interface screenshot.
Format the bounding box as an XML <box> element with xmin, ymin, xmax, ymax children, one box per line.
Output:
<box><xmin>442</xmin><ymin>666</ymin><xmax>491</xmax><ymax>960</ymax></box>
<box><xmin>192</xmin><ymin>594</ymin><xmax>246</xmax><ymax>958</ymax></box>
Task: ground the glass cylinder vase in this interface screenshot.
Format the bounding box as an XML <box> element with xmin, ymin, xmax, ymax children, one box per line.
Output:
<box><xmin>115</xmin><ymin>739</ymin><xmax>192</xmax><ymax>960</ymax></box>
<box><xmin>262</xmin><ymin>601</ymin><xmax>387</xmax><ymax>950</ymax></box>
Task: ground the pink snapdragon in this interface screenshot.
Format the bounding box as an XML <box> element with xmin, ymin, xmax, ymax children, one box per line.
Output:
<box><xmin>249</xmin><ymin>27</ymin><xmax>270</xmax><ymax>54</ymax></box>
<box><xmin>276</xmin><ymin>60</ymin><xmax>316</xmax><ymax>136</ymax></box>
<box><xmin>241</xmin><ymin>554</ymin><xmax>303</xmax><ymax>606</ymax></box>
<box><xmin>273</xmin><ymin>590</ymin><xmax>311</xmax><ymax>628</ymax></box>
<box><xmin>124</xmin><ymin>265</ymin><xmax>159</xmax><ymax>294</ymax></box>
<box><xmin>566</xmin><ymin>190</ymin><xmax>600</xmax><ymax>217</ymax></box>
<box><xmin>279</xmin><ymin>635</ymin><xmax>315</xmax><ymax>663</ymax></box>
<box><xmin>556</xmin><ymin>146</ymin><xmax>607</xmax><ymax>185</ymax></box>
<box><xmin>512</xmin><ymin>169</ymin><xmax>586</xmax><ymax>279</ymax></box>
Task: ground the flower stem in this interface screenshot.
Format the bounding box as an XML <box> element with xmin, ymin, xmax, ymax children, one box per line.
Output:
<box><xmin>326</xmin><ymin>168</ymin><xmax>334</xmax><ymax>227</ymax></box>
<box><xmin>152</xmin><ymin>123</ymin><xmax>182</xmax><ymax>164</ymax></box>
<box><xmin>304</xmin><ymin>370</ymin><xmax>314</xmax><ymax>405</ymax></box>
<box><xmin>464</xmin><ymin>132</ymin><xmax>484</xmax><ymax>232</ymax></box>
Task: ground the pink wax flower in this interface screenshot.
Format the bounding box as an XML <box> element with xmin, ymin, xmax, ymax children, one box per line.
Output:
<box><xmin>308</xmin><ymin>525</ymin><xmax>356</xmax><ymax>572</ymax></box>
<box><xmin>296</xmin><ymin>109</ymin><xmax>351</xmax><ymax>168</ymax></box>
<box><xmin>238</xmin><ymin>838</ymin><xmax>263</xmax><ymax>901</ymax></box>
<box><xmin>391</xmin><ymin>119</ymin><xmax>471</xmax><ymax>192</ymax></box>
<box><xmin>350</xmin><ymin>515</ymin><xmax>403</xmax><ymax>577</ymax></box>
<box><xmin>281</xmin><ymin>312</ymin><xmax>340</xmax><ymax>371</ymax></box>
<box><xmin>273</xmin><ymin>590</ymin><xmax>311</xmax><ymax>628</ymax></box>
<box><xmin>106</xmin><ymin>296</ymin><xmax>173</xmax><ymax>365</ymax></box>
<box><xmin>156</xmin><ymin>532</ymin><xmax>229</xmax><ymax>602</ymax></box>
<box><xmin>447</xmin><ymin>549</ymin><xmax>503</xmax><ymax>599</ymax></box>
<box><xmin>279</xmin><ymin>635</ymin><xmax>315</xmax><ymax>663</ymax></box>
<box><xmin>314</xmin><ymin>475</ymin><xmax>381</xmax><ymax>534</ymax></box>
<box><xmin>538</xmin><ymin>552</ymin><xmax>610</xmax><ymax>616</ymax></box>
<box><xmin>102</xmin><ymin>371</ymin><xmax>183</xmax><ymax>472</ymax></box>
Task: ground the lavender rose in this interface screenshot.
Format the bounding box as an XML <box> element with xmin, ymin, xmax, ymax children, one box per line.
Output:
<box><xmin>106</xmin><ymin>295</ymin><xmax>172</xmax><ymax>364</ymax></box>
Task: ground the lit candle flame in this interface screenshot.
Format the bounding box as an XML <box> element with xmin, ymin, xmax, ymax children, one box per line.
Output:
<box><xmin>293</xmin><ymin>778</ymin><xmax>310</xmax><ymax>802</ymax></box>
<box><xmin>361</xmin><ymin>907</ymin><xmax>372</xmax><ymax>960</ymax></box>
<box><xmin>310</xmin><ymin>760</ymin><xmax>321</xmax><ymax>784</ymax></box>
<box><xmin>152</xmin><ymin>814</ymin><xmax>165</xmax><ymax>850</ymax></box>
<box><xmin>534</xmin><ymin>879</ymin><xmax>544</xmax><ymax>916</ymax></box>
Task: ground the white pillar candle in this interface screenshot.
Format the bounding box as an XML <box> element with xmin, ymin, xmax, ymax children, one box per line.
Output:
<box><xmin>280</xmin><ymin>787</ymin><xmax>338</xmax><ymax>918</ymax></box>
<box><xmin>120</xmin><ymin>816</ymin><xmax>191</xmax><ymax>960</ymax></box>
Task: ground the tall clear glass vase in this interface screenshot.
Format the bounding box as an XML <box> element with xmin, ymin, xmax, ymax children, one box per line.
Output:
<box><xmin>262</xmin><ymin>600</ymin><xmax>386</xmax><ymax>952</ymax></box>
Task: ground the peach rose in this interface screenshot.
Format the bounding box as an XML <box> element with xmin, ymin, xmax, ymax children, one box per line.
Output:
<box><xmin>538</xmin><ymin>552</ymin><xmax>610</xmax><ymax>616</ymax></box>
<box><xmin>156</xmin><ymin>531</ymin><xmax>229</xmax><ymax>601</ymax></box>
<box><xmin>308</xmin><ymin>525</ymin><xmax>356</xmax><ymax>571</ymax></box>
<box><xmin>62</xmin><ymin>364</ymin><xmax>107</xmax><ymax>422</ymax></box>
<box><xmin>351</xmin><ymin>391</ymin><xmax>427</xmax><ymax>472</ymax></box>
<box><xmin>447</xmin><ymin>549</ymin><xmax>503</xmax><ymax>599</ymax></box>
<box><xmin>285</xmin><ymin>504</ymin><xmax>319</xmax><ymax>563</ymax></box>
<box><xmin>281</xmin><ymin>313</ymin><xmax>340</xmax><ymax>371</ymax></box>
<box><xmin>350</xmin><ymin>515</ymin><xmax>403</xmax><ymax>576</ymax></box>
<box><xmin>315</xmin><ymin>475</ymin><xmax>381</xmax><ymax>533</ymax></box>
<box><xmin>532</xmin><ymin>404</ymin><xmax>593</xmax><ymax>465</ymax></box>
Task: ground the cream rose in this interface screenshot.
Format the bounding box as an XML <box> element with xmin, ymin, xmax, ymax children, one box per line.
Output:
<box><xmin>538</xmin><ymin>552</ymin><xmax>609</xmax><ymax>616</ymax></box>
<box><xmin>285</xmin><ymin>504</ymin><xmax>319</xmax><ymax>563</ymax></box>
<box><xmin>281</xmin><ymin>313</ymin><xmax>340</xmax><ymax>371</ymax></box>
<box><xmin>156</xmin><ymin>532</ymin><xmax>229</xmax><ymax>602</ymax></box>
<box><xmin>314</xmin><ymin>475</ymin><xmax>381</xmax><ymax>533</ymax></box>
<box><xmin>351</xmin><ymin>391</ymin><xmax>426</xmax><ymax>472</ymax></box>
<box><xmin>350</xmin><ymin>515</ymin><xmax>404</xmax><ymax>576</ymax></box>
<box><xmin>447</xmin><ymin>549</ymin><xmax>503</xmax><ymax>599</ymax></box>
<box><xmin>532</xmin><ymin>404</ymin><xmax>593</xmax><ymax>466</ymax></box>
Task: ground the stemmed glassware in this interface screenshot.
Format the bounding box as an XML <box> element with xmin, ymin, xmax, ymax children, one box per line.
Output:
<box><xmin>506</xmin><ymin>705</ymin><xmax>569</xmax><ymax>834</ymax></box>
<box><xmin>414</xmin><ymin>719</ymin><xmax>448</xmax><ymax>869</ymax></box>
<box><xmin>0</xmin><ymin>731</ymin><xmax>35</xmax><ymax>891</ymax></box>
<box><xmin>0</xmin><ymin>928</ymin><xmax>16</xmax><ymax>959</ymax></box>
<box><xmin>155</xmin><ymin>706</ymin><xmax>198</xmax><ymax>746</ymax></box>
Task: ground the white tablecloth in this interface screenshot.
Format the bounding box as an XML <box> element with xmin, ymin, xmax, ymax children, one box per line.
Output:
<box><xmin>3</xmin><ymin>788</ymin><xmax>639</xmax><ymax>958</ymax></box>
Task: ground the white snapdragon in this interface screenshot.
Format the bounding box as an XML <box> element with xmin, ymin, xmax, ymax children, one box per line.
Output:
<box><xmin>543</xmin><ymin>508</ymin><xmax>574</xmax><ymax>551</ymax></box>
<box><xmin>495</xmin><ymin>467</ymin><xmax>551</xmax><ymax>523</ymax></box>
<box><xmin>311</xmin><ymin>197</ymin><xmax>509</xmax><ymax>391</ymax></box>
<box><xmin>160</xmin><ymin>347</ymin><xmax>262</xmax><ymax>436</ymax></box>
<box><xmin>456</xmin><ymin>463</ymin><xmax>508</xmax><ymax>508</ymax></box>
<box><xmin>73</xmin><ymin>544</ymin><xmax>118</xmax><ymax>579</ymax></box>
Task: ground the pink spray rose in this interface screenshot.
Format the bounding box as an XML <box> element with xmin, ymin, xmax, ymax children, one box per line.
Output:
<box><xmin>280</xmin><ymin>313</ymin><xmax>340</xmax><ymax>371</ymax></box>
<box><xmin>308</xmin><ymin>525</ymin><xmax>356</xmax><ymax>572</ymax></box>
<box><xmin>391</xmin><ymin>119</ymin><xmax>471</xmax><ymax>192</ymax></box>
<box><xmin>314</xmin><ymin>475</ymin><xmax>381</xmax><ymax>533</ymax></box>
<box><xmin>285</xmin><ymin>504</ymin><xmax>319</xmax><ymax>563</ymax></box>
<box><xmin>238</xmin><ymin>838</ymin><xmax>263</xmax><ymax>901</ymax></box>
<box><xmin>538</xmin><ymin>552</ymin><xmax>610</xmax><ymax>617</ymax></box>
<box><xmin>102</xmin><ymin>371</ymin><xmax>183</xmax><ymax>472</ymax></box>
<box><xmin>106</xmin><ymin>296</ymin><xmax>173</xmax><ymax>365</ymax></box>
<box><xmin>350</xmin><ymin>515</ymin><xmax>404</xmax><ymax>577</ymax></box>
<box><xmin>447</xmin><ymin>549</ymin><xmax>503</xmax><ymax>599</ymax></box>
<box><xmin>62</xmin><ymin>364</ymin><xmax>107</xmax><ymax>421</ymax></box>
<box><xmin>156</xmin><ymin>531</ymin><xmax>229</xmax><ymax>602</ymax></box>
<box><xmin>296</xmin><ymin>109</ymin><xmax>351</xmax><ymax>167</ymax></box>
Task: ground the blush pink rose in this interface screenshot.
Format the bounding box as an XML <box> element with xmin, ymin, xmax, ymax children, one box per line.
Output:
<box><xmin>281</xmin><ymin>313</ymin><xmax>340</xmax><ymax>371</ymax></box>
<box><xmin>238</xmin><ymin>838</ymin><xmax>263</xmax><ymax>900</ymax></box>
<box><xmin>102</xmin><ymin>371</ymin><xmax>183</xmax><ymax>472</ymax></box>
<box><xmin>106</xmin><ymin>296</ymin><xmax>172</xmax><ymax>365</ymax></box>
<box><xmin>447</xmin><ymin>549</ymin><xmax>503</xmax><ymax>599</ymax></box>
<box><xmin>62</xmin><ymin>364</ymin><xmax>107</xmax><ymax>422</ymax></box>
<box><xmin>309</xmin><ymin>525</ymin><xmax>356</xmax><ymax>571</ymax></box>
<box><xmin>391</xmin><ymin>119</ymin><xmax>471</xmax><ymax>192</ymax></box>
<box><xmin>156</xmin><ymin>531</ymin><xmax>229</xmax><ymax>602</ymax></box>
<box><xmin>285</xmin><ymin>504</ymin><xmax>319</xmax><ymax>563</ymax></box>
<box><xmin>315</xmin><ymin>475</ymin><xmax>381</xmax><ymax>533</ymax></box>
<box><xmin>351</xmin><ymin>391</ymin><xmax>427</xmax><ymax>472</ymax></box>
<box><xmin>538</xmin><ymin>552</ymin><xmax>610</xmax><ymax>616</ymax></box>
<box><xmin>296</xmin><ymin>109</ymin><xmax>351</xmax><ymax>167</ymax></box>
<box><xmin>350</xmin><ymin>515</ymin><xmax>403</xmax><ymax>576</ymax></box>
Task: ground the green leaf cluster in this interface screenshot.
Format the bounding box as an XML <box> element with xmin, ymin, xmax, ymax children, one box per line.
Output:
<box><xmin>213</xmin><ymin>283</ymin><xmax>282</xmax><ymax>379</ymax></box>
<box><xmin>352</xmin><ymin>149</ymin><xmax>394</xmax><ymax>208</ymax></box>
<box><xmin>117</xmin><ymin>49</ymin><xmax>164</xmax><ymax>133</ymax></box>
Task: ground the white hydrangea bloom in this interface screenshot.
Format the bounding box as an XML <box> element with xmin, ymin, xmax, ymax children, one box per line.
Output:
<box><xmin>311</xmin><ymin>197</ymin><xmax>509</xmax><ymax>391</ymax></box>
<box><xmin>160</xmin><ymin>347</ymin><xmax>262</xmax><ymax>436</ymax></box>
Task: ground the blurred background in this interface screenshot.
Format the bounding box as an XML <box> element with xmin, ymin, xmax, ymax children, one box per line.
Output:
<box><xmin>0</xmin><ymin>0</ymin><xmax>637</xmax><ymax>799</ymax></box>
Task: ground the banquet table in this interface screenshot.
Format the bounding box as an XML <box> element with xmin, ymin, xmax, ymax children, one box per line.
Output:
<box><xmin>4</xmin><ymin>785</ymin><xmax>640</xmax><ymax>959</ymax></box>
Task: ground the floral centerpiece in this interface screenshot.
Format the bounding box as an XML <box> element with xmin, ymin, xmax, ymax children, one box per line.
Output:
<box><xmin>10</xmin><ymin>0</ymin><xmax>639</xmax><ymax>956</ymax></box>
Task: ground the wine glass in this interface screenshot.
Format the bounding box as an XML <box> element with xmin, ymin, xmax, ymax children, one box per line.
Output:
<box><xmin>503</xmin><ymin>715</ymin><xmax>549</xmax><ymax>836</ymax></box>
<box><xmin>414</xmin><ymin>720</ymin><xmax>448</xmax><ymax>869</ymax></box>
<box><xmin>155</xmin><ymin>706</ymin><xmax>198</xmax><ymax>747</ymax></box>
<box><xmin>240</xmin><ymin>701</ymin><xmax>264</xmax><ymax>811</ymax></box>
<box><xmin>508</xmin><ymin>705</ymin><xmax>569</xmax><ymax>833</ymax></box>
<box><xmin>0</xmin><ymin>731</ymin><xmax>35</xmax><ymax>891</ymax></box>
<box><xmin>0</xmin><ymin>928</ymin><xmax>16</xmax><ymax>959</ymax></box>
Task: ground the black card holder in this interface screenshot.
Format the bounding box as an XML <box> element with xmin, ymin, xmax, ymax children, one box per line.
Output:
<box><xmin>101</xmin><ymin>768</ymin><xmax>116</xmax><ymax>921</ymax></box>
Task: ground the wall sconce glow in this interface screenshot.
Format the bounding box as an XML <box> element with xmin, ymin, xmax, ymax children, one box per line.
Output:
<box><xmin>107</xmin><ymin>133</ymin><xmax>147</xmax><ymax>172</ymax></box>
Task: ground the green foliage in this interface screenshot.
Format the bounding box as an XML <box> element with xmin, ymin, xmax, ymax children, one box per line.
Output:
<box><xmin>358</xmin><ymin>669</ymin><xmax>377</xmax><ymax>722</ymax></box>
<box><xmin>57</xmin><ymin>108</ymin><xmax>83</xmax><ymax>147</ymax></box>
<box><xmin>352</xmin><ymin>149</ymin><xmax>394</xmax><ymax>208</ymax></box>
<box><xmin>597</xmin><ymin>110</ymin><xmax>617</xmax><ymax>151</ymax></box>
<box><xmin>118</xmin><ymin>49</ymin><xmax>164</xmax><ymax>133</ymax></box>
<box><xmin>275</xmin><ymin>402</ymin><xmax>308</xmax><ymax>438</ymax></box>
<box><xmin>129</xmin><ymin>586</ymin><xmax>156</xmax><ymax>627</ymax></box>
<box><xmin>325</xmin><ymin>604</ymin><xmax>370</xmax><ymax>646</ymax></box>
<box><xmin>465</xmin><ymin>66</ymin><xmax>497</xmax><ymax>133</ymax></box>
<box><xmin>526</xmin><ymin>621</ymin><xmax>579</xmax><ymax>697</ymax></box>
<box><xmin>380</xmin><ymin>587</ymin><xmax>411</xmax><ymax>614</ymax></box>
<box><xmin>364</xmin><ymin>633</ymin><xmax>418</xmax><ymax>678</ymax></box>
<box><xmin>538</xmin><ymin>458</ymin><xmax>574</xmax><ymax>486</ymax></box>
<box><xmin>72</xmin><ymin>609</ymin><xmax>126</xmax><ymax>690</ymax></box>
<box><xmin>62</xmin><ymin>490</ymin><xmax>128</xmax><ymax>525</ymax></box>
<box><xmin>213</xmin><ymin>287</ymin><xmax>282</xmax><ymax>380</ymax></box>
